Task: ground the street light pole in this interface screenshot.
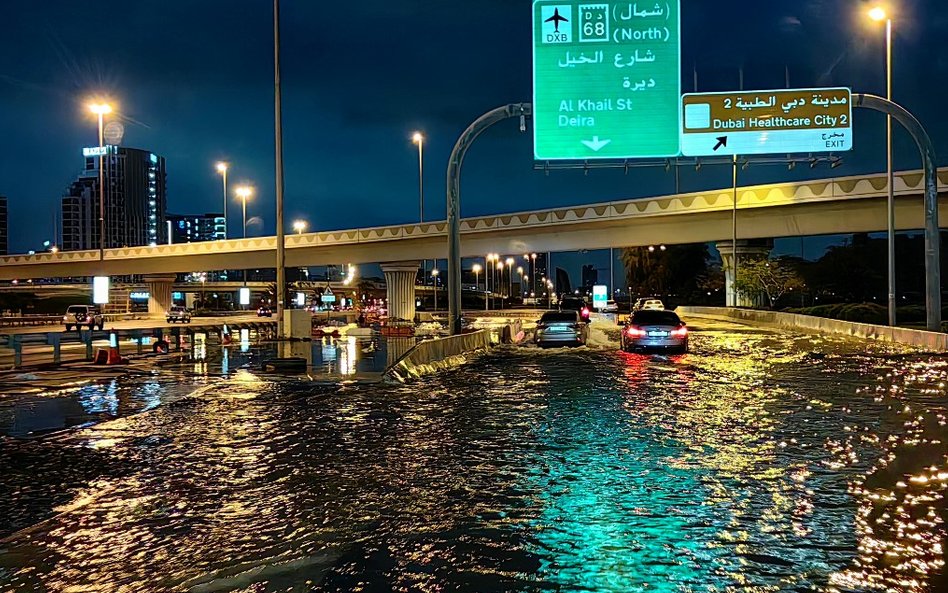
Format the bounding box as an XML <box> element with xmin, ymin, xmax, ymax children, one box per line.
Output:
<box><xmin>885</xmin><ymin>16</ymin><xmax>897</xmax><ymax>326</ymax></box>
<box><xmin>98</xmin><ymin>110</ymin><xmax>105</xmax><ymax>260</ymax></box>
<box><xmin>216</xmin><ymin>163</ymin><xmax>228</xmax><ymax>239</ymax></box>
<box><xmin>274</xmin><ymin>0</ymin><xmax>287</xmax><ymax>338</ymax></box>
<box><xmin>432</xmin><ymin>269</ymin><xmax>439</xmax><ymax>311</ymax></box>
<box><xmin>88</xmin><ymin>103</ymin><xmax>112</xmax><ymax>260</ymax></box>
<box><xmin>472</xmin><ymin>264</ymin><xmax>482</xmax><ymax>311</ymax></box>
<box><xmin>236</xmin><ymin>186</ymin><xmax>252</xmax><ymax>286</ymax></box>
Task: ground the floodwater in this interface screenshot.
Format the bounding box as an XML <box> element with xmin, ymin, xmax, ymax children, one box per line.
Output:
<box><xmin>1</xmin><ymin>319</ymin><xmax>947</xmax><ymax>592</ymax></box>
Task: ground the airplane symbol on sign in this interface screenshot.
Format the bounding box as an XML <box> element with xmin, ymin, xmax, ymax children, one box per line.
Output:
<box><xmin>545</xmin><ymin>7</ymin><xmax>568</xmax><ymax>32</ymax></box>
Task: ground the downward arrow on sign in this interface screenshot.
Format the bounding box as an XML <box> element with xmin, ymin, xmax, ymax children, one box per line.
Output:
<box><xmin>581</xmin><ymin>136</ymin><xmax>612</xmax><ymax>151</ymax></box>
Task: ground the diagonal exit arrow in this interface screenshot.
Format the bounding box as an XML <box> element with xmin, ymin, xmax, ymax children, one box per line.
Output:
<box><xmin>581</xmin><ymin>136</ymin><xmax>612</xmax><ymax>152</ymax></box>
<box><xmin>713</xmin><ymin>136</ymin><xmax>728</xmax><ymax>151</ymax></box>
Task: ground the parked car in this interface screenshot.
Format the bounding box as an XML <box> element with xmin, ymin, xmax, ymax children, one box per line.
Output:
<box><xmin>257</xmin><ymin>306</ymin><xmax>273</xmax><ymax>318</ymax></box>
<box><xmin>559</xmin><ymin>296</ymin><xmax>591</xmax><ymax>321</ymax></box>
<box><xmin>63</xmin><ymin>305</ymin><xmax>105</xmax><ymax>331</ymax></box>
<box><xmin>621</xmin><ymin>310</ymin><xmax>689</xmax><ymax>354</ymax></box>
<box><xmin>632</xmin><ymin>298</ymin><xmax>665</xmax><ymax>312</ymax></box>
<box><xmin>166</xmin><ymin>305</ymin><xmax>192</xmax><ymax>324</ymax></box>
<box><xmin>535</xmin><ymin>310</ymin><xmax>589</xmax><ymax>348</ymax></box>
<box><xmin>603</xmin><ymin>300</ymin><xmax>619</xmax><ymax>313</ymax></box>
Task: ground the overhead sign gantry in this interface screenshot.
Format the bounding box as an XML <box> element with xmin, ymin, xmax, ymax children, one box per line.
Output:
<box><xmin>681</xmin><ymin>88</ymin><xmax>853</xmax><ymax>157</ymax></box>
<box><xmin>532</xmin><ymin>1</ymin><xmax>681</xmax><ymax>160</ymax></box>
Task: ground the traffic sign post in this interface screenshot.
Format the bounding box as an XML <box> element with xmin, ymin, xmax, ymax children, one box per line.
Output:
<box><xmin>681</xmin><ymin>88</ymin><xmax>853</xmax><ymax>157</ymax></box>
<box><xmin>532</xmin><ymin>1</ymin><xmax>681</xmax><ymax>160</ymax></box>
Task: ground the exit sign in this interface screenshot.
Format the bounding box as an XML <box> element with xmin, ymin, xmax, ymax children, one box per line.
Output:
<box><xmin>532</xmin><ymin>1</ymin><xmax>681</xmax><ymax>160</ymax></box>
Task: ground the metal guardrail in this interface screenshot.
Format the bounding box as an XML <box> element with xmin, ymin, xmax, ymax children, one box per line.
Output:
<box><xmin>0</xmin><ymin>318</ymin><xmax>279</xmax><ymax>369</ymax></box>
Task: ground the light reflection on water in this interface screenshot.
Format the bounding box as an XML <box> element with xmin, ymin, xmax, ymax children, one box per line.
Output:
<box><xmin>0</xmin><ymin>324</ymin><xmax>946</xmax><ymax>592</ymax></box>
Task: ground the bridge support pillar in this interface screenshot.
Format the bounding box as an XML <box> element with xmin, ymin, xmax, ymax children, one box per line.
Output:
<box><xmin>143</xmin><ymin>274</ymin><xmax>177</xmax><ymax>318</ymax></box>
<box><xmin>716</xmin><ymin>240</ymin><xmax>774</xmax><ymax>308</ymax></box>
<box><xmin>381</xmin><ymin>261</ymin><xmax>420</xmax><ymax>322</ymax></box>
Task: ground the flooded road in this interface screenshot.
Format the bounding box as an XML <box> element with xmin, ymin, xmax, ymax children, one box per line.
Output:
<box><xmin>1</xmin><ymin>319</ymin><xmax>947</xmax><ymax>592</ymax></box>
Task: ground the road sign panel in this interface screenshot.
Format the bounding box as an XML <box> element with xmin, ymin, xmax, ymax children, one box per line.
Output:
<box><xmin>680</xmin><ymin>88</ymin><xmax>853</xmax><ymax>157</ymax></box>
<box><xmin>532</xmin><ymin>1</ymin><xmax>681</xmax><ymax>160</ymax></box>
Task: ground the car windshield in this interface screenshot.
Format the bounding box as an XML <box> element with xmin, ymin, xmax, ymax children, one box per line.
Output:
<box><xmin>66</xmin><ymin>306</ymin><xmax>88</xmax><ymax>312</ymax></box>
<box><xmin>631</xmin><ymin>311</ymin><xmax>681</xmax><ymax>326</ymax></box>
<box><xmin>541</xmin><ymin>312</ymin><xmax>577</xmax><ymax>323</ymax></box>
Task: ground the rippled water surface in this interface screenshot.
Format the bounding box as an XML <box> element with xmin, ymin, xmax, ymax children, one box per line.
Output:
<box><xmin>1</xmin><ymin>320</ymin><xmax>947</xmax><ymax>592</ymax></box>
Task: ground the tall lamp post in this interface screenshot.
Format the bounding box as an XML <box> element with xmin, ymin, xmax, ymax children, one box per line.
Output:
<box><xmin>497</xmin><ymin>260</ymin><xmax>506</xmax><ymax>309</ymax></box>
<box><xmin>412</xmin><ymin>132</ymin><xmax>426</xmax><ymax>281</ymax></box>
<box><xmin>431</xmin><ymin>269</ymin><xmax>439</xmax><ymax>311</ymax></box>
<box><xmin>505</xmin><ymin>258</ymin><xmax>515</xmax><ymax>308</ymax></box>
<box><xmin>486</xmin><ymin>253</ymin><xmax>497</xmax><ymax>310</ymax></box>
<box><xmin>215</xmin><ymin>162</ymin><xmax>229</xmax><ymax>239</ymax></box>
<box><xmin>869</xmin><ymin>6</ymin><xmax>897</xmax><ymax>326</ymax></box>
<box><xmin>472</xmin><ymin>263</ymin><xmax>483</xmax><ymax>310</ymax></box>
<box><xmin>235</xmin><ymin>185</ymin><xmax>253</xmax><ymax>286</ymax></box>
<box><xmin>88</xmin><ymin>102</ymin><xmax>112</xmax><ymax>260</ymax></box>
<box><xmin>235</xmin><ymin>186</ymin><xmax>253</xmax><ymax>239</ymax></box>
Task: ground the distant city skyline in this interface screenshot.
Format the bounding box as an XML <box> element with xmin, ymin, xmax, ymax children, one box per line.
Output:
<box><xmin>2</xmin><ymin>1</ymin><xmax>946</xmax><ymax>260</ymax></box>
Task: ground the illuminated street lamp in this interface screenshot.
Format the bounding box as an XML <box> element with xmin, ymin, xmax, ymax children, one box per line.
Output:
<box><xmin>868</xmin><ymin>5</ymin><xmax>897</xmax><ymax>326</ymax></box>
<box><xmin>517</xmin><ymin>266</ymin><xmax>525</xmax><ymax>297</ymax></box>
<box><xmin>505</xmin><ymin>258</ymin><xmax>515</xmax><ymax>303</ymax></box>
<box><xmin>235</xmin><ymin>186</ymin><xmax>253</xmax><ymax>239</ymax></box>
<box><xmin>215</xmin><ymin>162</ymin><xmax>229</xmax><ymax>239</ymax></box>
<box><xmin>472</xmin><ymin>263</ymin><xmax>483</xmax><ymax>309</ymax></box>
<box><xmin>88</xmin><ymin>101</ymin><xmax>113</xmax><ymax>260</ymax></box>
<box><xmin>431</xmin><ymin>268</ymin><xmax>440</xmax><ymax>311</ymax></box>
<box><xmin>293</xmin><ymin>219</ymin><xmax>307</xmax><ymax>234</ymax></box>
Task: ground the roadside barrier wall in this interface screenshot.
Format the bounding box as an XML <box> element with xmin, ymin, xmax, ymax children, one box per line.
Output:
<box><xmin>386</xmin><ymin>330</ymin><xmax>493</xmax><ymax>382</ymax></box>
<box><xmin>678</xmin><ymin>306</ymin><xmax>948</xmax><ymax>352</ymax></box>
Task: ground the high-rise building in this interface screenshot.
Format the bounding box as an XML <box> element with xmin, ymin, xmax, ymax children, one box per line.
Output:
<box><xmin>581</xmin><ymin>264</ymin><xmax>598</xmax><ymax>291</ymax></box>
<box><xmin>61</xmin><ymin>146</ymin><xmax>167</xmax><ymax>251</ymax></box>
<box><xmin>168</xmin><ymin>213</ymin><xmax>225</xmax><ymax>244</ymax></box>
<box><xmin>0</xmin><ymin>196</ymin><xmax>7</xmax><ymax>255</ymax></box>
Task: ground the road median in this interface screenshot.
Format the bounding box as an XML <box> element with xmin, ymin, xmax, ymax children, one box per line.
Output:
<box><xmin>678</xmin><ymin>306</ymin><xmax>948</xmax><ymax>352</ymax></box>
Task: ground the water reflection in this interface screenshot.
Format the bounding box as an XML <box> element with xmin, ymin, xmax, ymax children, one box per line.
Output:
<box><xmin>1</xmin><ymin>323</ymin><xmax>947</xmax><ymax>591</ymax></box>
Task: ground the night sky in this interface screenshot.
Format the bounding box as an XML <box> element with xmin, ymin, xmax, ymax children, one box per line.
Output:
<box><xmin>2</xmin><ymin>1</ymin><xmax>947</xmax><ymax>265</ymax></box>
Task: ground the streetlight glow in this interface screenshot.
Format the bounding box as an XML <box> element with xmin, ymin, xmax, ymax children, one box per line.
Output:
<box><xmin>869</xmin><ymin>6</ymin><xmax>887</xmax><ymax>21</ymax></box>
<box><xmin>235</xmin><ymin>186</ymin><xmax>253</xmax><ymax>200</ymax></box>
<box><xmin>88</xmin><ymin>102</ymin><xmax>113</xmax><ymax>116</ymax></box>
<box><xmin>412</xmin><ymin>131</ymin><xmax>424</xmax><ymax>144</ymax></box>
<box><xmin>472</xmin><ymin>264</ymin><xmax>482</xmax><ymax>273</ymax></box>
<box><xmin>293</xmin><ymin>220</ymin><xmax>307</xmax><ymax>234</ymax></box>
<box><xmin>216</xmin><ymin>162</ymin><xmax>228</xmax><ymax>173</ymax></box>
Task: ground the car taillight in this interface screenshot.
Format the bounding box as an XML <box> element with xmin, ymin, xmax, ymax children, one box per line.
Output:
<box><xmin>581</xmin><ymin>307</ymin><xmax>590</xmax><ymax>318</ymax></box>
<box><xmin>627</xmin><ymin>326</ymin><xmax>646</xmax><ymax>337</ymax></box>
<box><xmin>671</xmin><ymin>325</ymin><xmax>688</xmax><ymax>337</ymax></box>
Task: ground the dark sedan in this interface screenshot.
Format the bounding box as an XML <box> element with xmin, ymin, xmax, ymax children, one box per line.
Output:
<box><xmin>621</xmin><ymin>310</ymin><xmax>689</xmax><ymax>354</ymax></box>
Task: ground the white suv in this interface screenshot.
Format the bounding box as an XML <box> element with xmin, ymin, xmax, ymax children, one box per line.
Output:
<box><xmin>166</xmin><ymin>305</ymin><xmax>192</xmax><ymax>324</ymax></box>
<box><xmin>633</xmin><ymin>298</ymin><xmax>665</xmax><ymax>312</ymax></box>
<box><xmin>63</xmin><ymin>305</ymin><xmax>105</xmax><ymax>331</ymax></box>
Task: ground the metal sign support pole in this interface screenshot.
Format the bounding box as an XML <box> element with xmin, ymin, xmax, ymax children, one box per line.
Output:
<box><xmin>853</xmin><ymin>93</ymin><xmax>940</xmax><ymax>331</ymax></box>
<box><xmin>446</xmin><ymin>103</ymin><xmax>532</xmax><ymax>335</ymax></box>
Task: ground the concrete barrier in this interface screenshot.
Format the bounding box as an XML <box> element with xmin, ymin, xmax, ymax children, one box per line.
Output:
<box><xmin>678</xmin><ymin>306</ymin><xmax>948</xmax><ymax>352</ymax></box>
<box><xmin>386</xmin><ymin>330</ymin><xmax>493</xmax><ymax>382</ymax></box>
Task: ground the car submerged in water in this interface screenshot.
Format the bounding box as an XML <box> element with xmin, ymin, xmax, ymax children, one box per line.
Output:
<box><xmin>535</xmin><ymin>310</ymin><xmax>589</xmax><ymax>348</ymax></box>
<box><xmin>621</xmin><ymin>310</ymin><xmax>688</xmax><ymax>354</ymax></box>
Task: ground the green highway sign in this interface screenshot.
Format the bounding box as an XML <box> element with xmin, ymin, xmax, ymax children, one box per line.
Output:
<box><xmin>532</xmin><ymin>1</ymin><xmax>681</xmax><ymax>160</ymax></box>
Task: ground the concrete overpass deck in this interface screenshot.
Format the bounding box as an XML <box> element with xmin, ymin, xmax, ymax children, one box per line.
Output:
<box><xmin>0</xmin><ymin>168</ymin><xmax>945</xmax><ymax>281</ymax></box>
